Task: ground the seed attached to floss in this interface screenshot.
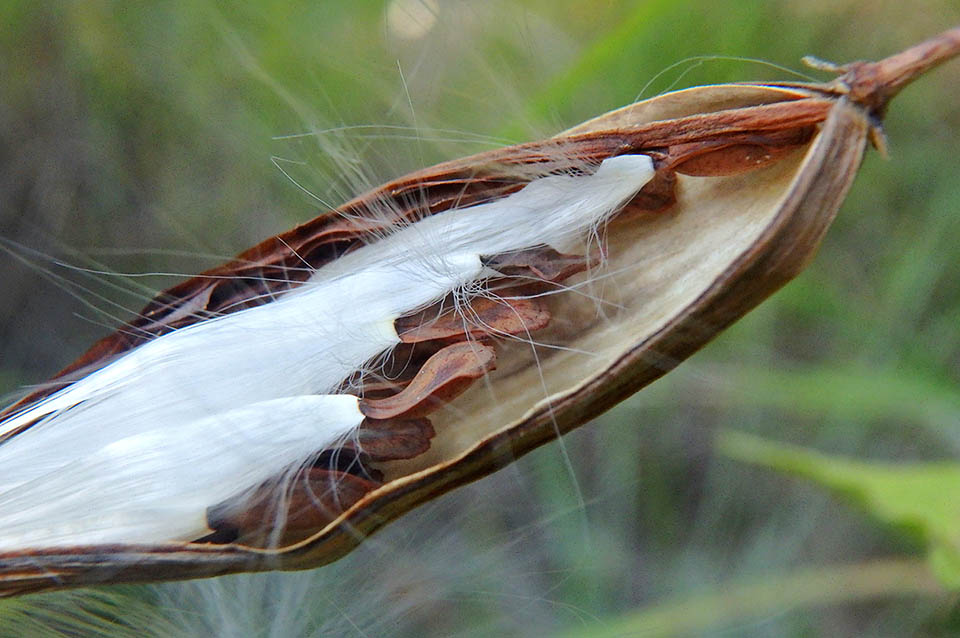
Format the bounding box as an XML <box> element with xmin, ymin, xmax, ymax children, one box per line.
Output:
<box><xmin>0</xmin><ymin>28</ymin><xmax>958</xmax><ymax>596</ymax></box>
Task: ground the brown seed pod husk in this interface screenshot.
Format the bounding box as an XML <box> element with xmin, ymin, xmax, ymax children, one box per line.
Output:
<box><xmin>0</xmin><ymin>28</ymin><xmax>958</xmax><ymax>596</ymax></box>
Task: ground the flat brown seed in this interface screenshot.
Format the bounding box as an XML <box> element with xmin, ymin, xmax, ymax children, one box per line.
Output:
<box><xmin>667</xmin><ymin>126</ymin><xmax>817</xmax><ymax>176</ymax></box>
<box><xmin>205</xmin><ymin>469</ymin><xmax>382</xmax><ymax>548</ymax></box>
<box><xmin>359</xmin><ymin>341</ymin><xmax>497</xmax><ymax>420</ymax></box>
<box><xmin>481</xmin><ymin>246</ymin><xmax>590</xmax><ymax>283</ymax></box>
<box><xmin>343</xmin><ymin>417</ymin><xmax>437</xmax><ymax>462</ymax></box>
<box><xmin>396</xmin><ymin>296</ymin><xmax>551</xmax><ymax>344</ymax></box>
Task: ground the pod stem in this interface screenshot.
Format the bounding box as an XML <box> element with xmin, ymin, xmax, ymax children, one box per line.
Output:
<box><xmin>807</xmin><ymin>26</ymin><xmax>960</xmax><ymax>118</ymax></box>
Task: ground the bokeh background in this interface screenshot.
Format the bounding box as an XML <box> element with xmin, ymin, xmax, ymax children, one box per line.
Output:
<box><xmin>2</xmin><ymin>1</ymin><xmax>960</xmax><ymax>636</ymax></box>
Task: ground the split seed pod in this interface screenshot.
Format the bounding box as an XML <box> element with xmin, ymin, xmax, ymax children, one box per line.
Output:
<box><xmin>0</xmin><ymin>28</ymin><xmax>958</xmax><ymax>596</ymax></box>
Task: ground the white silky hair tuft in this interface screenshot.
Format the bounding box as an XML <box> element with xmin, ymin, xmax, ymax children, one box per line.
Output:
<box><xmin>0</xmin><ymin>395</ymin><xmax>364</xmax><ymax>548</ymax></box>
<box><xmin>0</xmin><ymin>153</ymin><xmax>654</xmax><ymax>548</ymax></box>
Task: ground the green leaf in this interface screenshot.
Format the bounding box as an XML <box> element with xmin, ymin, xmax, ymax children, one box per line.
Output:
<box><xmin>717</xmin><ymin>429</ymin><xmax>960</xmax><ymax>587</ymax></box>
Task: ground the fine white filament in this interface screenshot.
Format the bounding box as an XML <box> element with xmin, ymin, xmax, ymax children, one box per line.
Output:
<box><xmin>0</xmin><ymin>154</ymin><xmax>654</xmax><ymax>548</ymax></box>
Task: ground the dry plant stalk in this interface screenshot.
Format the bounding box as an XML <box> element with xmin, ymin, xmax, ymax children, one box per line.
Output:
<box><xmin>0</xmin><ymin>27</ymin><xmax>958</xmax><ymax>596</ymax></box>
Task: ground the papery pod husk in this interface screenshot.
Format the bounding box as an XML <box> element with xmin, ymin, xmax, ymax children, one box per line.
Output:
<box><xmin>0</xmin><ymin>29</ymin><xmax>956</xmax><ymax>595</ymax></box>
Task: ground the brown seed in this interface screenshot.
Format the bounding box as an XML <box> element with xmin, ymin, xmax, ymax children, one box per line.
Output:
<box><xmin>204</xmin><ymin>469</ymin><xmax>383</xmax><ymax>548</ymax></box>
<box><xmin>395</xmin><ymin>295</ymin><xmax>552</xmax><ymax>344</ymax></box>
<box><xmin>359</xmin><ymin>342</ymin><xmax>497</xmax><ymax>420</ymax></box>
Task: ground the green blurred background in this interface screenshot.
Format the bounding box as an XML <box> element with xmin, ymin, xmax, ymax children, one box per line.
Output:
<box><xmin>1</xmin><ymin>1</ymin><xmax>960</xmax><ymax>635</ymax></box>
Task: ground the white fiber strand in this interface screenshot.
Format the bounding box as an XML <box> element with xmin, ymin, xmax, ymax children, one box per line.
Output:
<box><xmin>0</xmin><ymin>154</ymin><xmax>654</xmax><ymax>548</ymax></box>
<box><xmin>0</xmin><ymin>395</ymin><xmax>364</xmax><ymax>549</ymax></box>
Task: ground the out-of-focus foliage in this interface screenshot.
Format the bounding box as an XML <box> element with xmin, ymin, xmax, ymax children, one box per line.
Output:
<box><xmin>1</xmin><ymin>1</ymin><xmax>959</xmax><ymax>636</ymax></box>
<box><xmin>719</xmin><ymin>431</ymin><xmax>960</xmax><ymax>588</ymax></box>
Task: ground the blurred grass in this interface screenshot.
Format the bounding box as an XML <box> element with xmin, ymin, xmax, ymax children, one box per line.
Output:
<box><xmin>1</xmin><ymin>0</ymin><xmax>960</xmax><ymax>636</ymax></box>
<box><xmin>559</xmin><ymin>559</ymin><xmax>942</xmax><ymax>638</ymax></box>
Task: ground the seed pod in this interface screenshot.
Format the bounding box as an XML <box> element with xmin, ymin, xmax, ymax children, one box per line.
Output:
<box><xmin>0</xmin><ymin>28</ymin><xmax>957</xmax><ymax>596</ymax></box>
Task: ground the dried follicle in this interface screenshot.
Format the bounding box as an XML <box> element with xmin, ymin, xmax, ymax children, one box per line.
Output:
<box><xmin>0</xmin><ymin>28</ymin><xmax>957</xmax><ymax>596</ymax></box>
